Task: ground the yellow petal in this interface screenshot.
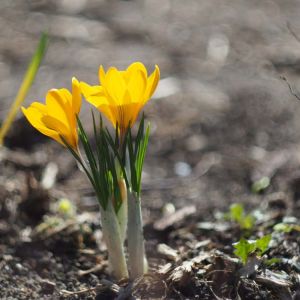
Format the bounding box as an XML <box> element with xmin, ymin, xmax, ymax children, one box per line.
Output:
<box><xmin>124</xmin><ymin>62</ymin><xmax>147</xmax><ymax>83</ymax></box>
<box><xmin>126</xmin><ymin>69</ymin><xmax>147</xmax><ymax>104</ymax></box>
<box><xmin>80</xmin><ymin>82</ymin><xmax>107</xmax><ymax>101</ymax></box>
<box><xmin>113</xmin><ymin>91</ymin><xmax>142</xmax><ymax>129</ymax></box>
<box><xmin>22</xmin><ymin>106</ymin><xmax>63</xmax><ymax>145</ymax></box>
<box><xmin>57</xmin><ymin>88</ymin><xmax>77</xmax><ymax>129</ymax></box>
<box><xmin>58</xmin><ymin>88</ymin><xmax>72</xmax><ymax>104</ymax></box>
<box><xmin>46</xmin><ymin>89</ymin><xmax>71</xmax><ymax>130</ymax></box>
<box><xmin>144</xmin><ymin>65</ymin><xmax>160</xmax><ymax>104</ymax></box>
<box><xmin>72</xmin><ymin>77</ymin><xmax>82</xmax><ymax>115</ymax></box>
<box><xmin>30</xmin><ymin>102</ymin><xmax>48</xmax><ymax>114</ymax></box>
<box><xmin>42</xmin><ymin>115</ymin><xmax>76</xmax><ymax>148</ymax></box>
<box><xmin>97</xmin><ymin>104</ymin><xmax>117</xmax><ymax>127</ymax></box>
<box><xmin>103</xmin><ymin>67</ymin><xmax>126</xmax><ymax>105</ymax></box>
<box><xmin>98</xmin><ymin>65</ymin><xmax>106</xmax><ymax>85</ymax></box>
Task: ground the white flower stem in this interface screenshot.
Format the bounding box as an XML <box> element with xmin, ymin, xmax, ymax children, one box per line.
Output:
<box><xmin>100</xmin><ymin>200</ymin><xmax>128</xmax><ymax>280</ymax></box>
<box><xmin>127</xmin><ymin>192</ymin><xmax>147</xmax><ymax>279</ymax></box>
<box><xmin>117</xmin><ymin>179</ymin><xmax>128</xmax><ymax>243</ymax></box>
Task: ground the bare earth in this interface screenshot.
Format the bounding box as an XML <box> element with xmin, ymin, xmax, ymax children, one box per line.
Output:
<box><xmin>1</xmin><ymin>0</ymin><xmax>300</xmax><ymax>299</ymax></box>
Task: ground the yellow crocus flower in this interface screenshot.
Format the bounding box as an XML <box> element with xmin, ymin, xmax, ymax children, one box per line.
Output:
<box><xmin>22</xmin><ymin>77</ymin><xmax>82</xmax><ymax>150</ymax></box>
<box><xmin>80</xmin><ymin>62</ymin><xmax>160</xmax><ymax>134</ymax></box>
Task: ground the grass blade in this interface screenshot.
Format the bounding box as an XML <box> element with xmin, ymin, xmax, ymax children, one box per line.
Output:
<box><xmin>0</xmin><ymin>33</ymin><xmax>48</xmax><ymax>145</ymax></box>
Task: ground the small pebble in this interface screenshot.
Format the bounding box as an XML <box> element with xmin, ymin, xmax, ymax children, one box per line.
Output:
<box><xmin>174</xmin><ymin>161</ymin><xmax>192</xmax><ymax>177</ymax></box>
<box><xmin>15</xmin><ymin>263</ymin><xmax>23</xmax><ymax>272</ymax></box>
<box><xmin>162</xmin><ymin>203</ymin><xmax>176</xmax><ymax>216</ymax></box>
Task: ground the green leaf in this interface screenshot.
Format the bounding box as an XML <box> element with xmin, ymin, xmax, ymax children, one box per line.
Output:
<box><xmin>242</xmin><ymin>215</ymin><xmax>255</xmax><ymax>230</ymax></box>
<box><xmin>109</xmin><ymin>153</ymin><xmax>122</xmax><ymax>211</ymax></box>
<box><xmin>233</xmin><ymin>234</ymin><xmax>272</xmax><ymax>264</ymax></box>
<box><xmin>234</xmin><ymin>238</ymin><xmax>257</xmax><ymax>264</ymax></box>
<box><xmin>273</xmin><ymin>223</ymin><xmax>293</xmax><ymax>233</ymax></box>
<box><xmin>77</xmin><ymin>116</ymin><xmax>112</xmax><ymax>209</ymax></box>
<box><xmin>127</xmin><ymin>128</ymin><xmax>137</xmax><ymax>192</ymax></box>
<box><xmin>77</xmin><ymin>118</ymin><xmax>98</xmax><ymax>176</ymax></box>
<box><xmin>60</xmin><ymin>134</ymin><xmax>94</xmax><ymax>187</ymax></box>
<box><xmin>227</xmin><ymin>203</ymin><xmax>255</xmax><ymax>230</ymax></box>
<box><xmin>126</xmin><ymin>117</ymin><xmax>150</xmax><ymax>196</ymax></box>
<box><xmin>251</xmin><ymin>176</ymin><xmax>270</xmax><ymax>194</ymax></box>
<box><xmin>230</xmin><ymin>203</ymin><xmax>244</xmax><ymax>222</ymax></box>
<box><xmin>0</xmin><ymin>32</ymin><xmax>48</xmax><ymax>145</ymax></box>
<box><xmin>136</xmin><ymin>124</ymin><xmax>150</xmax><ymax>195</ymax></box>
<box><xmin>264</xmin><ymin>258</ymin><xmax>281</xmax><ymax>266</ymax></box>
<box><xmin>255</xmin><ymin>234</ymin><xmax>271</xmax><ymax>254</ymax></box>
<box><xmin>135</xmin><ymin>114</ymin><xmax>145</xmax><ymax>157</ymax></box>
<box><xmin>104</xmin><ymin>128</ymin><xmax>129</xmax><ymax>188</ymax></box>
<box><xmin>115</xmin><ymin>123</ymin><xmax>119</xmax><ymax>149</ymax></box>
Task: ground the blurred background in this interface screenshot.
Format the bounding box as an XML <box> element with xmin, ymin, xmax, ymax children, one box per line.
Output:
<box><xmin>2</xmin><ymin>0</ymin><xmax>300</xmax><ymax>298</ymax></box>
<box><xmin>1</xmin><ymin>0</ymin><xmax>300</xmax><ymax>221</ymax></box>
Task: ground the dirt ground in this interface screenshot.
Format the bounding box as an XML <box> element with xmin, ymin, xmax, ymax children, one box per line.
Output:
<box><xmin>1</xmin><ymin>0</ymin><xmax>300</xmax><ymax>299</ymax></box>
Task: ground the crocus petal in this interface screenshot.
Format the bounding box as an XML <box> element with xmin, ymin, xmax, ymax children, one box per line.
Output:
<box><xmin>98</xmin><ymin>65</ymin><xmax>106</xmax><ymax>85</ymax></box>
<box><xmin>42</xmin><ymin>115</ymin><xmax>76</xmax><ymax>148</ymax></box>
<box><xmin>56</xmin><ymin>87</ymin><xmax>77</xmax><ymax>130</ymax></box>
<box><xmin>124</xmin><ymin>62</ymin><xmax>148</xmax><ymax>83</ymax></box>
<box><xmin>21</xmin><ymin>106</ymin><xmax>63</xmax><ymax>145</ymax></box>
<box><xmin>97</xmin><ymin>104</ymin><xmax>117</xmax><ymax>128</ymax></box>
<box><xmin>121</xmin><ymin>102</ymin><xmax>143</xmax><ymax>128</ymax></box>
<box><xmin>115</xmin><ymin>91</ymin><xmax>142</xmax><ymax>129</ymax></box>
<box><xmin>126</xmin><ymin>69</ymin><xmax>147</xmax><ymax>104</ymax></box>
<box><xmin>144</xmin><ymin>65</ymin><xmax>160</xmax><ymax>104</ymax></box>
<box><xmin>59</xmin><ymin>88</ymin><xmax>72</xmax><ymax>104</ymax></box>
<box><xmin>30</xmin><ymin>102</ymin><xmax>48</xmax><ymax>114</ymax></box>
<box><xmin>22</xmin><ymin>78</ymin><xmax>81</xmax><ymax>150</ymax></box>
<box><xmin>46</xmin><ymin>89</ymin><xmax>71</xmax><ymax>130</ymax></box>
<box><xmin>103</xmin><ymin>67</ymin><xmax>127</xmax><ymax>105</ymax></box>
<box><xmin>80</xmin><ymin>82</ymin><xmax>108</xmax><ymax>105</ymax></box>
<box><xmin>72</xmin><ymin>77</ymin><xmax>82</xmax><ymax>115</ymax></box>
<box><xmin>85</xmin><ymin>62</ymin><xmax>160</xmax><ymax>129</ymax></box>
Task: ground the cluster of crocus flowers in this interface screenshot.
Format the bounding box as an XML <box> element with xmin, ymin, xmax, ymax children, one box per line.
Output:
<box><xmin>80</xmin><ymin>62</ymin><xmax>159</xmax><ymax>142</ymax></box>
<box><xmin>22</xmin><ymin>62</ymin><xmax>160</xmax><ymax>280</ymax></box>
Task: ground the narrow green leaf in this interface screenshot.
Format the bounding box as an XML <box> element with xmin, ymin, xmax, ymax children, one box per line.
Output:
<box><xmin>77</xmin><ymin>116</ymin><xmax>107</xmax><ymax>208</ymax></box>
<box><xmin>109</xmin><ymin>153</ymin><xmax>122</xmax><ymax>212</ymax></box>
<box><xmin>0</xmin><ymin>32</ymin><xmax>48</xmax><ymax>145</ymax></box>
<box><xmin>135</xmin><ymin>114</ymin><xmax>145</xmax><ymax>156</ymax></box>
<box><xmin>136</xmin><ymin>124</ymin><xmax>150</xmax><ymax>195</ymax></box>
<box><xmin>91</xmin><ymin>110</ymin><xmax>100</xmax><ymax>166</ymax></box>
<box><xmin>60</xmin><ymin>135</ymin><xmax>95</xmax><ymax>189</ymax></box>
<box><xmin>128</xmin><ymin>128</ymin><xmax>137</xmax><ymax>192</ymax></box>
<box><xmin>120</xmin><ymin>126</ymin><xmax>130</xmax><ymax>165</ymax></box>
<box><xmin>115</xmin><ymin>122</ymin><xmax>119</xmax><ymax>149</ymax></box>
<box><xmin>77</xmin><ymin>117</ymin><xmax>97</xmax><ymax>169</ymax></box>
<box><xmin>104</xmin><ymin>130</ymin><xmax>129</xmax><ymax>188</ymax></box>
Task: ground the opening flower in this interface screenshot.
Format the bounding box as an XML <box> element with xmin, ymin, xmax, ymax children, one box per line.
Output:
<box><xmin>80</xmin><ymin>62</ymin><xmax>160</xmax><ymax>135</ymax></box>
<box><xmin>22</xmin><ymin>77</ymin><xmax>81</xmax><ymax>150</ymax></box>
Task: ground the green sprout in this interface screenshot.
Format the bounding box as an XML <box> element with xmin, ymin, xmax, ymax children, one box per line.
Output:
<box><xmin>251</xmin><ymin>176</ymin><xmax>270</xmax><ymax>194</ymax></box>
<box><xmin>273</xmin><ymin>222</ymin><xmax>300</xmax><ymax>233</ymax></box>
<box><xmin>225</xmin><ymin>203</ymin><xmax>255</xmax><ymax>230</ymax></box>
<box><xmin>233</xmin><ymin>234</ymin><xmax>272</xmax><ymax>264</ymax></box>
